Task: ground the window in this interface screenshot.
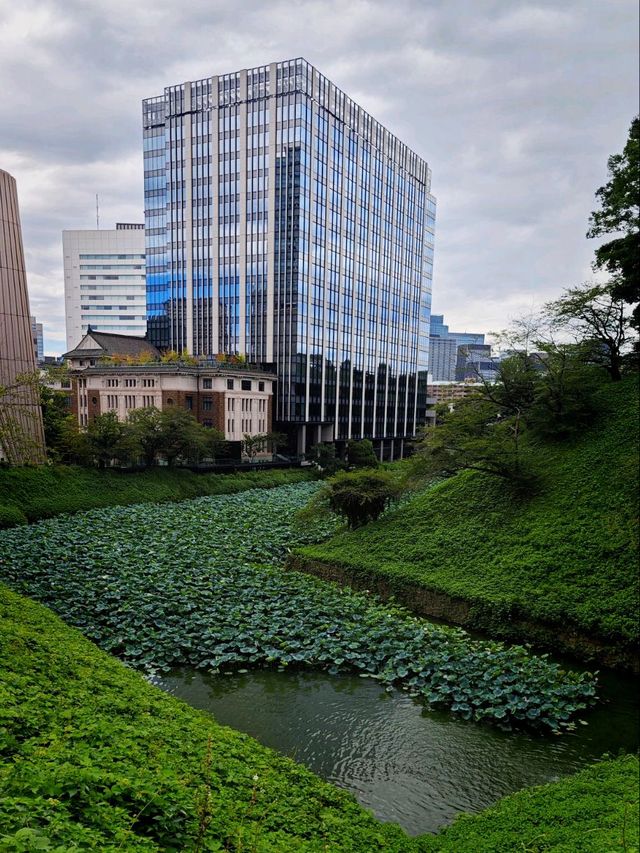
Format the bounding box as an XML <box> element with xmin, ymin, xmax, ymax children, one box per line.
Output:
<box><xmin>61</xmin><ymin>379</ymin><xmax>71</xmax><ymax>389</ymax></box>
<box><xmin>203</xmin><ymin>378</ymin><xmax>212</xmax><ymax>389</ymax></box>
<box><xmin>167</xmin><ymin>397</ymin><xmax>174</xmax><ymax>405</ymax></box>
<box><xmin>227</xmin><ymin>398</ymin><xmax>234</xmax><ymax>412</ymax></box>
<box><xmin>227</xmin><ymin>378</ymin><xmax>234</xmax><ymax>390</ymax></box>
<box><xmin>202</xmin><ymin>397</ymin><xmax>212</xmax><ymax>411</ymax></box>
<box><xmin>258</xmin><ymin>381</ymin><xmax>265</xmax><ymax>391</ymax></box>
<box><xmin>185</xmin><ymin>396</ymin><xmax>193</xmax><ymax>410</ymax></box>
<box><xmin>203</xmin><ymin>419</ymin><xmax>213</xmax><ymax>428</ymax></box>
<box><xmin>142</xmin><ymin>378</ymin><xmax>155</xmax><ymax>388</ymax></box>
<box><xmin>124</xmin><ymin>379</ymin><xmax>137</xmax><ymax>387</ymax></box>
<box><xmin>91</xmin><ymin>397</ymin><xmax>97</xmax><ymax>405</ymax></box>
<box><xmin>241</xmin><ymin>379</ymin><xmax>251</xmax><ymax>391</ymax></box>
<box><xmin>124</xmin><ymin>395</ymin><xmax>136</xmax><ymax>409</ymax></box>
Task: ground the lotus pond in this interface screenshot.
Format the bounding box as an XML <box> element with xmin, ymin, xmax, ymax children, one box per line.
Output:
<box><xmin>0</xmin><ymin>483</ymin><xmax>596</xmax><ymax>733</ymax></box>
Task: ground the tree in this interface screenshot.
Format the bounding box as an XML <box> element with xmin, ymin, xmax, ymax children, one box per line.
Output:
<box><xmin>526</xmin><ymin>344</ymin><xmax>598</xmax><ymax>440</ymax></box>
<box><xmin>0</xmin><ymin>371</ymin><xmax>46</xmax><ymax>464</ymax></box>
<box><xmin>412</xmin><ymin>396</ymin><xmax>536</xmax><ymax>490</ymax></box>
<box><xmin>545</xmin><ymin>283</ymin><xmax>631</xmax><ymax>381</ymax></box>
<box><xmin>308</xmin><ymin>442</ymin><xmax>344</xmax><ymax>475</ymax></box>
<box><xmin>86</xmin><ymin>412</ymin><xmax>129</xmax><ymax>468</ymax></box>
<box><xmin>313</xmin><ymin>469</ymin><xmax>402</xmax><ymax>528</ymax></box>
<box><xmin>158</xmin><ymin>407</ymin><xmax>208</xmax><ymax>465</ymax></box>
<box><xmin>39</xmin><ymin>384</ymin><xmax>74</xmax><ymax>460</ymax></box>
<box><xmin>127</xmin><ymin>407</ymin><xmax>164</xmax><ymax>467</ymax></box>
<box><xmin>204</xmin><ymin>427</ymin><xmax>228</xmax><ymax>461</ymax></box>
<box><xmin>587</xmin><ymin>116</ymin><xmax>640</xmax><ymax>325</ymax></box>
<box><xmin>242</xmin><ymin>433</ymin><xmax>268</xmax><ymax>461</ymax></box>
<box><xmin>242</xmin><ymin>431</ymin><xmax>285</xmax><ymax>461</ymax></box>
<box><xmin>346</xmin><ymin>438</ymin><xmax>378</xmax><ymax>468</ymax></box>
<box><xmin>56</xmin><ymin>416</ymin><xmax>92</xmax><ymax>465</ymax></box>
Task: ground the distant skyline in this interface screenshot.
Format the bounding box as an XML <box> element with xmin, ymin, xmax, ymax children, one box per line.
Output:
<box><xmin>0</xmin><ymin>0</ymin><xmax>637</xmax><ymax>355</ymax></box>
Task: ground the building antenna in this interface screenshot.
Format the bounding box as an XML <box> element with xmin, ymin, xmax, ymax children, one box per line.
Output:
<box><xmin>95</xmin><ymin>194</ymin><xmax>100</xmax><ymax>229</ymax></box>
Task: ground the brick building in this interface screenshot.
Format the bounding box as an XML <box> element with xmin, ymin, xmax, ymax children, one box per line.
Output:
<box><xmin>62</xmin><ymin>330</ymin><xmax>274</xmax><ymax>442</ymax></box>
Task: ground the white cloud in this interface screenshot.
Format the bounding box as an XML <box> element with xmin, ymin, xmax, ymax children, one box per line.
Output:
<box><xmin>0</xmin><ymin>0</ymin><xmax>637</xmax><ymax>355</ymax></box>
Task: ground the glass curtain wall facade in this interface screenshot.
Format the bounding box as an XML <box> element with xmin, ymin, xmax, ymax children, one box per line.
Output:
<box><xmin>143</xmin><ymin>58</ymin><xmax>435</xmax><ymax>455</ymax></box>
<box><xmin>429</xmin><ymin>314</ymin><xmax>485</xmax><ymax>382</ymax></box>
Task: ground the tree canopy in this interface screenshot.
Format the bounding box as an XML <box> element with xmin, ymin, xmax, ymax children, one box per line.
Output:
<box><xmin>587</xmin><ymin>116</ymin><xmax>640</xmax><ymax>325</ymax></box>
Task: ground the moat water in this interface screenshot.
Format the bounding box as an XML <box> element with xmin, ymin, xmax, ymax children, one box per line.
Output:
<box><xmin>155</xmin><ymin>664</ymin><xmax>639</xmax><ymax>836</ymax></box>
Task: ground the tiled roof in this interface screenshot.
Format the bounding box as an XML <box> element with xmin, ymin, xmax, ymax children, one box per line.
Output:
<box><xmin>63</xmin><ymin>330</ymin><xmax>160</xmax><ymax>360</ymax></box>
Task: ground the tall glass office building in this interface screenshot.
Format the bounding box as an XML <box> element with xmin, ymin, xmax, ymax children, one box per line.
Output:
<box><xmin>143</xmin><ymin>58</ymin><xmax>435</xmax><ymax>455</ymax></box>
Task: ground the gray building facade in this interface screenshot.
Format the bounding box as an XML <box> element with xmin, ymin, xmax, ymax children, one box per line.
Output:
<box><xmin>429</xmin><ymin>314</ymin><xmax>486</xmax><ymax>382</ymax></box>
<box><xmin>0</xmin><ymin>169</ymin><xmax>46</xmax><ymax>463</ymax></box>
<box><xmin>143</xmin><ymin>58</ymin><xmax>435</xmax><ymax>455</ymax></box>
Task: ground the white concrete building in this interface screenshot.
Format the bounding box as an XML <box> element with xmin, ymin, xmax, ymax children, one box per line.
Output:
<box><xmin>63</xmin><ymin>223</ymin><xmax>147</xmax><ymax>350</ymax></box>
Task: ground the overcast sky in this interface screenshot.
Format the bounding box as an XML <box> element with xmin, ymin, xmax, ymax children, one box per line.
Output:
<box><xmin>1</xmin><ymin>0</ymin><xmax>637</xmax><ymax>355</ymax></box>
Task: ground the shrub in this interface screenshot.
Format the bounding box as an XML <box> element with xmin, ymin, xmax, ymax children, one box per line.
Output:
<box><xmin>0</xmin><ymin>505</ymin><xmax>27</xmax><ymax>529</ymax></box>
<box><xmin>321</xmin><ymin>469</ymin><xmax>404</xmax><ymax>528</ymax></box>
<box><xmin>346</xmin><ymin>439</ymin><xmax>379</xmax><ymax>468</ymax></box>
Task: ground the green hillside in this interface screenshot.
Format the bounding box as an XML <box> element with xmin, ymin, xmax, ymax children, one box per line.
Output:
<box><xmin>0</xmin><ymin>464</ymin><xmax>313</xmax><ymax>527</ymax></box>
<box><xmin>296</xmin><ymin>378</ymin><xmax>639</xmax><ymax>657</ymax></box>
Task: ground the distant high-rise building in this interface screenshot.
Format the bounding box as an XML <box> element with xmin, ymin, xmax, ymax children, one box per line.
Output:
<box><xmin>0</xmin><ymin>169</ymin><xmax>46</xmax><ymax>463</ymax></box>
<box><xmin>31</xmin><ymin>316</ymin><xmax>44</xmax><ymax>364</ymax></box>
<box><xmin>63</xmin><ymin>223</ymin><xmax>146</xmax><ymax>350</ymax></box>
<box><xmin>429</xmin><ymin>314</ymin><xmax>485</xmax><ymax>381</ymax></box>
<box><xmin>455</xmin><ymin>343</ymin><xmax>498</xmax><ymax>382</ymax></box>
<box><xmin>142</xmin><ymin>58</ymin><xmax>435</xmax><ymax>457</ymax></box>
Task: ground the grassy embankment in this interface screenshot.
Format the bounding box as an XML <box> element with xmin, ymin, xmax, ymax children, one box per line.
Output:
<box><xmin>0</xmin><ymin>464</ymin><xmax>313</xmax><ymax>527</ymax></box>
<box><xmin>416</xmin><ymin>754</ymin><xmax>639</xmax><ymax>853</ymax></box>
<box><xmin>293</xmin><ymin>378</ymin><xmax>639</xmax><ymax>666</ymax></box>
<box><xmin>1</xmin><ymin>585</ymin><xmax>637</xmax><ymax>851</ymax></box>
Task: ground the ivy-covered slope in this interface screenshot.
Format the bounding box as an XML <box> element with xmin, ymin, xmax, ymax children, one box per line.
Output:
<box><xmin>0</xmin><ymin>464</ymin><xmax>312</xmax><ymax>527</ymax></box>
<box><xmin>1</xmin><ymin>586</ymin><xmax>636</xmax><ymax>852</ymax></box>
<box><xmin>296</xmin><ymin>378</ymin><xmax>639</xmax><ymax>650</ymax></box>
<box><xmin>0</xmin><ymin>585</ymin><xmax>411</xmax><ymax>851</ymax></box>
<box><xmin>418</xmin><ymin>754</ymin><xmax>639</xmax><ymax>852</ymax></box>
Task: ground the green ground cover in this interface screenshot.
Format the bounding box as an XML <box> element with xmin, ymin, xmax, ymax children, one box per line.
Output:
<box><xmin>297</xmin><ymin>378</ymin><xmax>639</xmax><ymax>649</ymax></box>
<box><xmin>1</xmin><ymin>586</ymin><xmax>636</xmax><ymax>852</ymax></box>
<box><xmin>0</xmin><ymin>584</ymin><xmax>412</xmax><ymax>851</ymax></box>
<box><xmin>418</xmin><ymin>754</ymin><xmax>640</xmax><ymax>853</ymax></box>
<box><xmin>0</xmin><ymin>483</ymin><xmax>595</xmax><ymax>732</ymax></box>
<box><xmin>0</xmin><ymin>464</ymin><xmax>313</xmax><ymax>526</ymax></box>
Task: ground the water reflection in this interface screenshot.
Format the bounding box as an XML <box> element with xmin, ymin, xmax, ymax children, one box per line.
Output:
<box><xmin>154</xmin><ymin>668</ymin><xmax>638</xmax><ymax>836</ymax></box>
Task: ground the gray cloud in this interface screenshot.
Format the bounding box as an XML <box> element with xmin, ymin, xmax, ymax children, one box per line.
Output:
<box><xmin>0</xmin><ymin>0</ymin><xmax>637</xmax><ymax>354</ymax></box>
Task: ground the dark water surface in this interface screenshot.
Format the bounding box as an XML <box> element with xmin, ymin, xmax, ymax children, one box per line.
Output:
<box><xmin>155</xmin><ymin>666</ymin><xmax>638</xmax><ymax>836</ymax></box>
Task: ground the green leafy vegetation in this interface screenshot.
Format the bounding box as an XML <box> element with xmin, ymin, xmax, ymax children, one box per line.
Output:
<box><xmin>418</xmin><ymin>755</ymin><xmax>639</xmax><ymax>852</ymax></box>
<box><xmin>297</xmin><ymin>378</ymin><xmax>639</xmax><ymax>650</ymax></box>
<box><xmin>0</xmin><ymin>584</ymin><xmax>412</xmax><ymax>851</ymax></box>
<box><xmin>0</xmin><ymin>585</ymin><xmax>634</xmax><ymax>851</ymax></box>
<box><xmin>0</xmin><ymin>483</ymin><xmax>595</xmax><ymax>732</ymax></box>
<box><xmin>587</xmin><ymin>114</ymin><xmax>639</xmax><ymax>326</ymax></box>
<box><xmin>305</xmin><ymin>468</ymin><xmax>404</xmax><ymax>528</ymax></box>
<box><xmin>0</xmin><ymin>464</ymin><xmax>314</xmax><ymax>526</ymax></box>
